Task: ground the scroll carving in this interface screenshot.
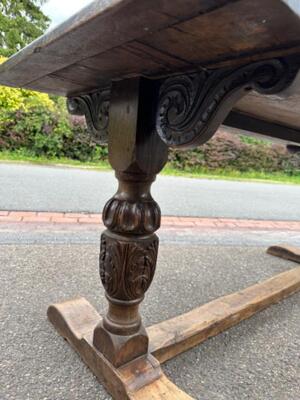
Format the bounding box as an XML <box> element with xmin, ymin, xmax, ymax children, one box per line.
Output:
<box><xmin>67</xmin><ymin>88</ymin><xmax>110</xmax><ymax>144</ymax></box>
<box><xmin>66</xmin><ymin>59</ymin><xmax>298</xmax><ymax>149</ymax></box>
<box><xmin>156</xmin><ymin>59</ymin><xmax>297</xmax><ymax>148</ymax></box>
<box><xmin>100</xmin><ymin>234</ymin><xmax>158</xmax><ymax>301</ymax></box>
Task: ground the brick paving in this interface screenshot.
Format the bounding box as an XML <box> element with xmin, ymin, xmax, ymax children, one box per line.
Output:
<box><xmin>0</xmin><ymin>211</ymin><xmax>300</xmax><ymax>231</ymax></box>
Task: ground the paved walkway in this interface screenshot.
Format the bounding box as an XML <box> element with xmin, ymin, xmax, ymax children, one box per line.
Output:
<box><xmin>1</xmin><ymin>243</ymin><xmax>299</xmax><ymax>400</ymax></box>
<box><xmin>1</xmin><ymin>169</ymin><xmax>299</xmax><ymax>400</ymax></box>
<box><xmin>1</xmin><ymin>210</ymin><xmax>300</xmax><ymax>230</ymax></box>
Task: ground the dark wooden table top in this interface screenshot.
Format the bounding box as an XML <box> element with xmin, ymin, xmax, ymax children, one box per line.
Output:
<box><xmin>0</xmin><ymin>0</ymin><xmax>300</xmax><ymax>142</ymax></box>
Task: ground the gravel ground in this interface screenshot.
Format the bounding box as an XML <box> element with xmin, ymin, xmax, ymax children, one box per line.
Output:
<box><xmin>1</xmin><ymin>242</ymin><xmax>299</xmax><ymax>400</ymax></box>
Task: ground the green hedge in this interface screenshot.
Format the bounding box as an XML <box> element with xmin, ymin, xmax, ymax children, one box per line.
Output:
<box><xmin>0</xmin><ymin>104</ymin><xmax>299</xmax><ymax>175</ymax></box>
<box><xmin>0</xmin><ymin>105</ymin><xmax>108</xmax><ymax>161</ymax></box>
<box><xmin>0</xmin><ymin>56</ymin><xmax>108</xmax><ymax>162</ymax></box>
<box><xmin>168</xmin><ymin>130</ymin><xmax>300</xmax><ymax>175</ymax></box>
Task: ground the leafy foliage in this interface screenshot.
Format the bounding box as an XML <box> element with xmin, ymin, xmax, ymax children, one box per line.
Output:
<box><xmin>0</xmin><ymin>106</ymin><xmax>105</xmax><ymax>161</ymax></box>
<box><xmin>0</xmin><ymin>56</ymin><xmax>54</xmax><ymax>114</ymax></box>
<box><xmin>0</xmin><ymin>102</ymin><xmax>299</xmax><ymax>173</ymax></box>
<box><xmin>168</xmin><ymin>131</ymin><xmax>300</xmax><ymax>175</ymax></box>
<box><xmin>0</xmin><ymin>55</ymin><xmax>103</xmax><ymax>161</ymax></box>
<box><xmin>0</xmin><ymin>0</ymin><xmax>50</xmax><ymax>57</ymax></box>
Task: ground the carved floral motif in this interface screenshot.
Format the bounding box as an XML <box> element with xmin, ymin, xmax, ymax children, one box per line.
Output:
<box><xmin>156</xmin><ymin>59</ymin><xmax>297</xmax><ymax>148</ymax></box>
<box><xmin>100</xmin><ymin>234</ymin><xmax>158</xmax><ymax>301</ymax></box>
<box><xmin>66</xmin><ymin>58</ymin><xmax>298</xmax><ymax>149</ymax></box>
<box><xmin>67</xmin><ymin>88</ymin><xmax>110</xmax><ymax>144</ymax></box>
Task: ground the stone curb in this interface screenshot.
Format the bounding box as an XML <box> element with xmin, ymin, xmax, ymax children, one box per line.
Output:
<box><xmin>0</xmin><ymin>211</ymin><xmax>300</xmax><ymax>231</ymax></box>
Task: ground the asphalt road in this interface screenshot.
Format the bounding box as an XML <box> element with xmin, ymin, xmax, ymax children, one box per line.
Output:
<box><xmin>1</xmin><ymin>163</ymin><xmax>300</xmax><ymax>220</ymax></box>
<box><xmin>1</xmin><ymin>222</ymin><xmax>300</xmax><ymax>247</ymax></box>
<box><xmin>1</xmin><ymin>238</ymin><xmax>299</xmax><ymax>400</ymax></box>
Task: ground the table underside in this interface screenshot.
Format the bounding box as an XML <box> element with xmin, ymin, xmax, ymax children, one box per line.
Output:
<box><xmin>1</xmin><ymin>0</ymin><xmax>300</xmax><ymax>141</ymax></box>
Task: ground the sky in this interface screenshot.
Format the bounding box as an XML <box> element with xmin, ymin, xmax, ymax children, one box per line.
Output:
<box><xmin>42</xmin><ymin>0</ymin><xmax>93</xmax><ymax>29</ymax></box>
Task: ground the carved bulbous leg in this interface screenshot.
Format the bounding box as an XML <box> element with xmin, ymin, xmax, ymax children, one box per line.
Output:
<box><xmin>93</xmin><ymin>173</ymin><xmax>161</xmax><ymax>367</ymax></box>
<box><xmin>93</xmin><ymin>77</ymin><xmax>168</xmax><ymax>367</ymax></box>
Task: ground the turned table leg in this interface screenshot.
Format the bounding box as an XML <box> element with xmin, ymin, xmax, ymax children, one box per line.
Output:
<box><xmin>48</xmin><ymin>77</ymin><xmax>193</xmax><ymax>400</ymax></box>
<box><xmin>94</xmin><ymin>173</ymin><xmax>161</xmax><ymax>366</ymax></box>
<box><xmin>92</xmin><ymin>78</ymin><xmax>168</xmax><ymax>367</ymax></box>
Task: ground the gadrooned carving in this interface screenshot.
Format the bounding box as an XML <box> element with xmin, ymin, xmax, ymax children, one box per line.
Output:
<box><xmin>103</xmin><ymin>197</ymin><xmax>161</xmax><ymax>235</ymax></box>
<box><xmin>100</xmin><ymin>234</ymin><xmax>159</xmax><ymax>301</ymax></box>
<box><xmin>156</xmin><ymin>59</ymin><xmax>297</xmax><ymax>148</ymax></box>
<box><xmin>67</xmin><ymin>88</ymin><xmax>110</xmax><ymax>144</ymax></box>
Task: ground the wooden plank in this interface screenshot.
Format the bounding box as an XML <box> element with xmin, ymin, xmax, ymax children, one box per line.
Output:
<box><xmin>51</xmin><ymin>64</ymin><xmax>111</xmax><ymax>88</ymax></box>
<box><xmin>148</xmin><ymin>266</ymin><xmax>300</xmax><ymax>363</ymax></box>
<box><xmin>77</xmin><ymin>46</ymin><xmax>178</xmax><ymax>79</ymax></box>
<box><xmin>1</xmin><ymin>0</ymin><xmax>300</xmax><ymax>96</ymax></box>
<box><xmin>47</xmin><ymin>265</ymin><xmax>300</xmax><ymax>397</ymax></box>
<box><xmin>0</xmin><ymin>0</ymin><xmax>173</xmax><ymax>87</ymax></box>
<box><xmin>47</xmin><ymin>298</ymin><xmax>194</xmax><ymax>400</ymax></box>
<box><xmin>234</xmin><ymin>91</ymin><xmax>300</xmax><ymax>132</ymax></box>
<box><xmin>140</xmin><ymin>0</ymin><xmax>300</xmax><ymax>67</ymax></box>
<box><xmin>224</xmin><ymin>111</ymin><xmax>300</xmax><ymax>144</ymax></box>
<box><xmin>267</xmin><ymin>245</ymin><xmax>300</xmax><ymax>263</ymax></box>
<box><xmin>124</xmin><ymin>42</ymin><xmax>190</xmax><ymax>70</ymax></box>
<box><xmin>130</xmin><ymin>375</ymin><xmax>194</xmax><ymax>399</ymax></box>
<box><xmin>0</xmin><ymin>0</ymin><xmax>232</xmax><ymax>89</ymax></box>
<box><xmin>196</xmin><ymin>43</ymin><xmax>300</xmax><ymax>69</ymax></box>
<box><xmin>23</xmin><ymin>75</ymin><xmax>93</xmax><ymax>96</ymax></box>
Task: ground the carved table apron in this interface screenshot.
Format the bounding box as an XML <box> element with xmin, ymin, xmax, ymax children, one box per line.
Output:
<box><xmin>1</xmin><ymin>0</ymin><xmax>300</xmax><ymax>398</ymax></box>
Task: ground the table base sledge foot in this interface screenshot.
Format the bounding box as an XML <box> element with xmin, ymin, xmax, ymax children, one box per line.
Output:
<box><xmin>48</xmin><ymin>265</ymin><xmax>300</xmax><ymax>399</ymax></box>
<box><xmin>47</xmin><ymin>298</ymin><xmax>193</xmax><ymax>400</ymax></box>
<box><xmin>267</xmin><ymin>245</ymin><xmax>300</xmax><ymax>264</ymax></box>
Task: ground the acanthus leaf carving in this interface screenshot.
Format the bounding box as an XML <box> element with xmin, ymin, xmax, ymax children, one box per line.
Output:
<box><xmin>100</xmin><ymin>235</ymin><xmax>121</xmax><ymax>298</ymax></box>
<box><xmin>156</xmin><ymin>58</ymin><xmax>298</xmax><ymax>149</ymax></box>
<box><xmin>100</xmin><ymin>233</ymin><xmax>158</xmax><ymax>301</ymax></box>
<box><xmin>125</xmin><ymin>238</ymin><xmax>158</xmax><ymax>299</ymax></box>
<box><xmin>67</xmin><ymin>88</ymin><xmax>110</xmax><ymax>144</ymax></box>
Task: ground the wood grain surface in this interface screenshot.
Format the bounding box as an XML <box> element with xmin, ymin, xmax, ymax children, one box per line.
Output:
<box><xmin>47</xmin><ymin>298</ymin><xmax>195</xmax><ymax>399</ymax></box>
<box><xmin>267</xmin><ymin>245</ymin><xmax>300</xmax><ymax>263</ymax></box>
<box><xmin>148</xmin><ymin>266</ymin><xmax>300</xmax><ymax>363</ymax></box>
<box><xmin>0</xmin><ymin>0</ymin><xmax>299</xmax><ymax>96</ymax></box>
<box><xmin>1</xmin><ymin>0</ymin><xmax>300</xmax><ymax>138</ymax></box>
<box><xmin>48</xmin><ymin>264</ymin><xmax>300</xmax><ymax>398</ymax></box>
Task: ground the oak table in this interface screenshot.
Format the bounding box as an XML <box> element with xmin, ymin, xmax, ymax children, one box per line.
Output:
<box><xmin>1</xmin><ymin>1</ymin><xmax>300</xmax><ymax>399</ymax></box>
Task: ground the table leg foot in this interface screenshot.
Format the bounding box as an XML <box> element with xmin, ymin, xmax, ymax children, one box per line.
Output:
<box><xmin>267</xmin><ymin>245</ymin><xmax>300</xmax><ymax>264</ymax></box>
<box><xmin>47</xmin><ymin>298</ymin><xmax>194</xmax><ymax>400</ymax></box>
<box><xmin>48</xmin><ymin>266</ymin><xmax>300</xmax><ymax>398</ymax></box>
